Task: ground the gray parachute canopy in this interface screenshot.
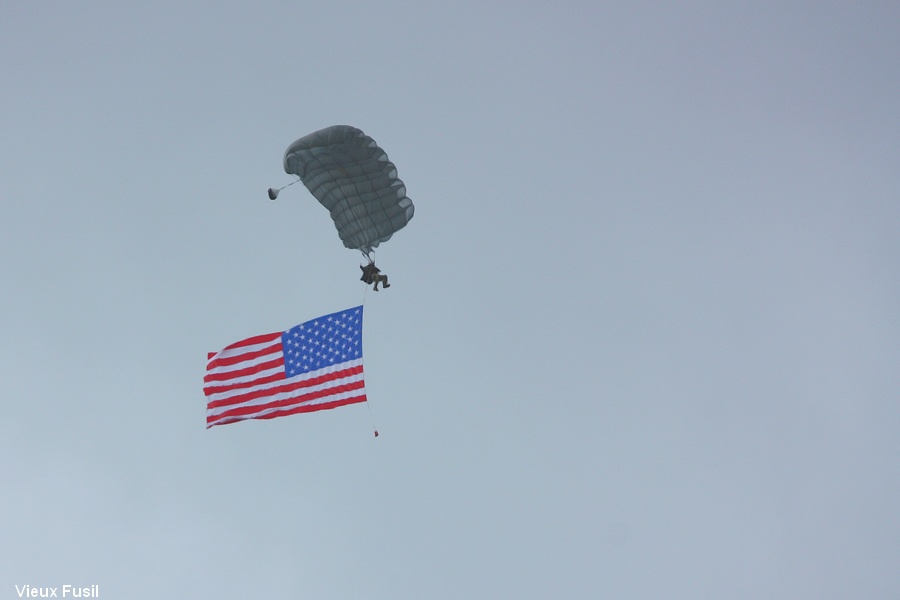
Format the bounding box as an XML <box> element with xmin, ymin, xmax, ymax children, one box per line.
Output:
<box><xmin>283</xmin><ymin>125</ymin><xmax>415</xmax><ymax>255</ymax></box>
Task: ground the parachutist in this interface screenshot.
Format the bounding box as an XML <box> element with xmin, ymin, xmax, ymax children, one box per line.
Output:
<box><xmin>360</xmin><ymin>263</ymin><xmax>390</xmax><ymax>291</ymax></box>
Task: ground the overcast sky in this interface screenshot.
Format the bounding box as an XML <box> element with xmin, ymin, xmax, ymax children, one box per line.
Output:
<box><xmin>2</xmin><ymin>2</ymin><xmax>898</xmax><ymax>598</ymax></box>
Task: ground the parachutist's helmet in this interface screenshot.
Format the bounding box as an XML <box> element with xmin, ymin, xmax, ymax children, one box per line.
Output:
<box><xmin>267</xmin><ymin>188</ymin><xmax>279</xmax><ymax>200</ymax></box>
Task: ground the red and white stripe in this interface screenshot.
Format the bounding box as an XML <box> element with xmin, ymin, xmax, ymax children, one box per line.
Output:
<box><xmin>204</xmin><ymin>331</ymin><xmax>366</xmax><ymax>428</ymax></box>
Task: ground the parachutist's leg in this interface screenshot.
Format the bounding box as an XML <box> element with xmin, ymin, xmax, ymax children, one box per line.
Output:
<box><xmin>382</xmin><ymin>275</ymin><xmax>390</xmax><ymax>289</ymax></box>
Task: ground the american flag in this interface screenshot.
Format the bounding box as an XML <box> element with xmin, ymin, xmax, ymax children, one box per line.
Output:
<box><xmin>203</xmin><ymin>306</ymin><xmax>366</xmax><ymax>428</ymax></box>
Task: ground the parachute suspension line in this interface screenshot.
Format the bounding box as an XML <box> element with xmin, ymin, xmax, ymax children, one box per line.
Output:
<box><xmin>359</xmin><ymin>249</ymin><xmax>373</xmax><ymax>306</ymax></box>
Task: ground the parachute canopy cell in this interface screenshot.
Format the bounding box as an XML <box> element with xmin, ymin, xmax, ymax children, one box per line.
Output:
<box><xmin>283</xmin><ymin>125</ymin><xmax>415</xmax><ymax>254</ymax></box>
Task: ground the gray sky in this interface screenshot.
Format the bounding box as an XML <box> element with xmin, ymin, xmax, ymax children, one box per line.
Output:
<box><xmin>2</xmin><ymin>1</ymin><xmax>898</xmax><ymax>598</ymax></box>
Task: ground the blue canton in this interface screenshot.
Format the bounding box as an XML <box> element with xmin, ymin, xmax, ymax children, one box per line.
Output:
<box><xmin>282</xmin><ymin>306</ymin><xmax>364</xmax><ymax>377</ymax></box>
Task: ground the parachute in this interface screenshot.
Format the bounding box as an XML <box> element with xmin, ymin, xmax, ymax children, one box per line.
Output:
<box><xmin>273</xmin><ymin>125</ymin><xmax>415</xmax><ymax>257</ymax></box>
